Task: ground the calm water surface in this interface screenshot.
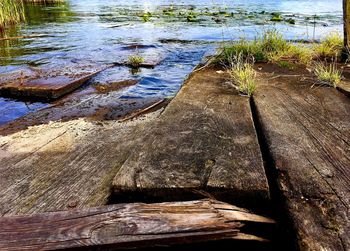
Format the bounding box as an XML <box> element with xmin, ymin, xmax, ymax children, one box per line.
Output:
<box><xmin>0</xmin><ymin>0</ymin><xmax>343</xmax><ymax>125</ymax></box>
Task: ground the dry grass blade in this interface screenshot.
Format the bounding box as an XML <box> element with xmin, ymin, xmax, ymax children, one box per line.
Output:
<box><xmin>228</xmin><ymin>54</ymin><xmax>257</xmax><ymax>97</ymax></box>
<box><xmin>313</xmin><ymin>61</ymin><xmax>342</xmax><ymax>87</ymax></box>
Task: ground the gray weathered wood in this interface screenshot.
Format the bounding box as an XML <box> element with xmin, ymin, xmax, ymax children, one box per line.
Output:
<box><xmin>253</xmin><ymin>65</ymin><xmax>350</xmax><ymax>250</ymax></box>
<box><xmin>113</xmin><ymin>67</ymin><xmax>270</xmax><ymax>207</ymax></box>
<box><xmin>0</xmin><ymin>199</ymin><xmax>274</xmax><ymax>251</ymax></box>
<box><xmin>0</xmin><ymin>112</ymin><xmax>160</xmax><ymax>216</ymax></box>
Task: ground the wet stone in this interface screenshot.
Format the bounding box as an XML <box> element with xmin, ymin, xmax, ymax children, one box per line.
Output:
<box><xmin>0</xmin><ymin>64</ymin><xmax>107</xmax><ymax>101</ymax></box>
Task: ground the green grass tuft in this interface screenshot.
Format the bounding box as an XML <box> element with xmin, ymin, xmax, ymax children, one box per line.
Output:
<box><xmin>215</xmin><ymin>30</ymin><xmax>315</xmax><ymax>66</ymax></box>
<box><xmin>277</xmin><ymin>60</ymin><xmax>295</xmax><ymax>70</ymax></box>
<box><xmin>270</xmin><ymin>13</ymin><xmax>283</xmax><ymax>22</ymax></box>
<box><xmin>314</xmin><ymin>32</ymin><xmax>343</xmax><ymax>59</ymax></box>
<box><xmin>0</xmin><ymin>0</ymin><xmax>25</xmax><ymax>30</ymax></box>
<box><xmin>128</xmin><ymin>54</ymin><xmax>145</xmax><ymax>67</ymax></box>
<box><xmin>269</xmin><ymin>44</ymin><xmax>314</xmax><ymax>65</ymax></box>
<box><xmin>228</xmin><ymin>54</ymin><xmax>257</xmax><ymax>97</ymax></box>
<box><xmin>313</xmin><ymin>61</ymin><xmax>342</xmax><ymax>87</ymax></box>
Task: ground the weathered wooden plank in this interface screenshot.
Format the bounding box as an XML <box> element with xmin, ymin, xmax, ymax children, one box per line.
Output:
<box><xmin>338</xmin><ymin>81</ymin><xmax>350</xmax><ymax>97</ymax></box>
<box><xmin>0</xmin><ymin>71</ymin><xmax>102</xmax><ymax>101</ymax></box>
<box><xmin>113</xmin><ymin>67</ymin><xmax>270</xmax><ymax>208</ymax></box>
<box><xmin>253</xmin><ymin>64</ymin><xmax>350</xmax><ymax>250</ymax></box>
<box><xmin>0</xmin><ymin>111</ymin><xmax>160</xmax><ymax>216</ymax></box>
<box><xmin>338</xmin><ymin>66</ymin><xmax>350</xmax><ymax>96</ymax></box>
<box><xmin>0</xmin><ymin>199</ymin><xmax>274</xmax><ymax>251</ymax></box>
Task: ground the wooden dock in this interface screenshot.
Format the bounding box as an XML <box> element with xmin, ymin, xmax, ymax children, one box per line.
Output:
<box><xmin>0</xmin><ymin>199</ymin><xmax>274</xmax><ymax>250</ymax></box>
<box><xmin>0</xmin><ymin>64</ymin><xmax>349</xmax><ymax>250</ymax></box>
<box><xmin>113</xmin><ymin>67</ymin><xmax>270</xmax><ymax>208</ymax></box>
<box><xmin>253</xmin><ymin>63</ymin><xmax>350</xmax><ymax>250</ymax></box>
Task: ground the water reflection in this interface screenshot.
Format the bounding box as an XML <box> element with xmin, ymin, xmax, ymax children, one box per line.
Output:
<box><xmin>0</xmin><ymin>0</ymin><xmax>343</xmax><ymax>125</ymax></box>
<box><xmin>24</xmin><ymin>2</ymin><xmax>77</xmax><ymax>25</ymax></box>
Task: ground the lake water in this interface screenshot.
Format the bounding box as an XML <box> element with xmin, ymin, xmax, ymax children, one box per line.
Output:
<box><xmin>0</xmin><ymin>0</ymin><xmax>343</xmax><ymax>125</ymax></box>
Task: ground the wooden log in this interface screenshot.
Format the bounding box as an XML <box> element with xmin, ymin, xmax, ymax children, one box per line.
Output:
<box><xmin>113</xmin><ymin>67</ymin><xmax>270</xmax><ymax>209</ymax></box>
<box><xmin>253</xmin><ymin>64</ymin><xmax>350</xmax><ymax>250</ymax></box>
<box><xmin>0</xmin><ymin>199</ymin><xmax>274</xmax><ymax>251</ymax></box>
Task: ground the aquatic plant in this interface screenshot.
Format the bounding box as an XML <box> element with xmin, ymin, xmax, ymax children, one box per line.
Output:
<box><xmin>286</xmin><ymin>18</ymin><xmax>295</xmax><ymax>25</ymax></box>
<box><xmin>140</xmin><ymin>12</ymin><xmax>152</xmax><ymax>22</ymax></box>
<box><xmin>0</xmin><ymin>0</ymin><xmax>25</xmax><ymax>30</ymax></box>
<box><xmin>228</xmin><ymin>54</ymin><xmax>257</xmax><ymax>97</ymax></box>
<box><xmin>270</xmin><ymin>13</ymin><xmax>282</xmax><ymax>22</ymax></box>
<box><xmin>162</xmin><ymin>6</ymin><xmax>175</xmax><ymax>16</ymax></box>
<box><xmin>313</xmin><ymin>61</ymin><xmax>342</xmax><ymax>87</ymax></box>
<box><xmin>186</xmin><ymin>12</ymin><xmax>197</xmax><ymax>22</ymax></box>
<box><xmin>128</xmin><ymin>54</ymin><xmax>144</xmax><ymax>67</ymax></box>
<box><xmin>0</xmin><ymin>0</ymin><xmax>66</xmax><ymax>31</ymax></box>
<box><xmin>314</xmin><ymin>32</ymin><xmax>343</xmax><ymax>59</ymax></box>
<box><xmin>23</xmin><ymin>0</ymin><xmax>65</xmax><ymax>3</ymax></box>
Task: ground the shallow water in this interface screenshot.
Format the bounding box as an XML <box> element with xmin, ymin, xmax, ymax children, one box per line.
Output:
<box><xmin>0</xmin><ymin>0</ymin><xmax>343</xmax><ymax>125</ymax></box>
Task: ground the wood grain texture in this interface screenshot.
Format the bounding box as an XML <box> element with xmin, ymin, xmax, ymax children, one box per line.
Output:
<box><xmin>0</xmin><ymin>112</ymin><xmax>160</xmax><ymax>216</ymax></box>
<box><xmin>113</xmin><ymin>67</ymin><xmax>270</xmax><ymax>207</ymax></box>
<box><xmin>0</xmin><ymin>199</ymin><xmax>274</xmax><ymax>251</ymax></box>
<box><xmin>253</xmin><ymin>66</ymin><xmax>350</xmax><ymax>250</ymax></box>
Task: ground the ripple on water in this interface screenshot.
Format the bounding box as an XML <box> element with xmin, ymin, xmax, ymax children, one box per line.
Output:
<box><xmin>0</xmin><ymin>0</ymin><xmax>343</xmax><ymax>125</ymax></box>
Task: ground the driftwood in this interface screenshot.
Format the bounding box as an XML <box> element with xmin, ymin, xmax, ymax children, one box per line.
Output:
<box><xmin>253</xmin><ymin>65</ymin><xmax>350</xmax><ymax>250</ymax></box>
<box><xmin>0</xmin><ymin>199</ymin><xmax>274</xmax><ymax>251</ymax></box>
<box><xmin>0</xmin><ymin>113</ymin><xmax>158</xmax><ymax>216</ymax></box>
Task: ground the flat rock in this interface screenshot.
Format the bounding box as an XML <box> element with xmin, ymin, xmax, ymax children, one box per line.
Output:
<box><xmin>253</xmin><ymin>64</ymin><xmax>350</xmax><ymax>250</ymax></box>
<box><xmin>0</xmin><ymin>79</ymin><xmax>152</xmax><ymax>136</ymax></box>
<box><xmin>0</xmin><ymin>73</ymin><xmax>100</xmax><ymax>101</ymax></box>
<box><xmin>113</xmin><ymin>67</ymin><xmax>270</xmax><ymax>208</ymax></box>
<box><xmin>0</xmin><ymin>64</ymin><xmax>106</xmax><ymax>101</ymax></box>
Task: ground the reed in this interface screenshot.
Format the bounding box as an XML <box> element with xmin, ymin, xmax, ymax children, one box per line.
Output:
<box><xmin>0</xmin><ymin>0</ymin><xmax>25</xmax><ymax>30</ymax></box>
<box><xmin>23</xmin><ymin>0</ymin><xmax>65</xmax><ymax>4</ymax></box>
<box><xmin>0</xmin><ymin>0</ymin><xmax>65</xmax><ymax>31</ymax></box>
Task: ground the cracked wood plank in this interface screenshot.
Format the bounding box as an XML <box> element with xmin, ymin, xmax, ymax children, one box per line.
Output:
<box><xmin>113</xmin><ymin>67</ymin><xmax>270</xmax><ymax>208</ymax></box>
<box><xmin>0</xmin><ymin>112</ymin><xmax>160</xmax><ymax>216</ymax></box>
<box><xmin>253</xmin><ymin>65</ymin><xmax>350</xmax><ymax>250</ymax></box>
<box><xmin>0</xmin><ymin>199</ymin><xmax>274</xmax><ymax>251</ymax></box>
